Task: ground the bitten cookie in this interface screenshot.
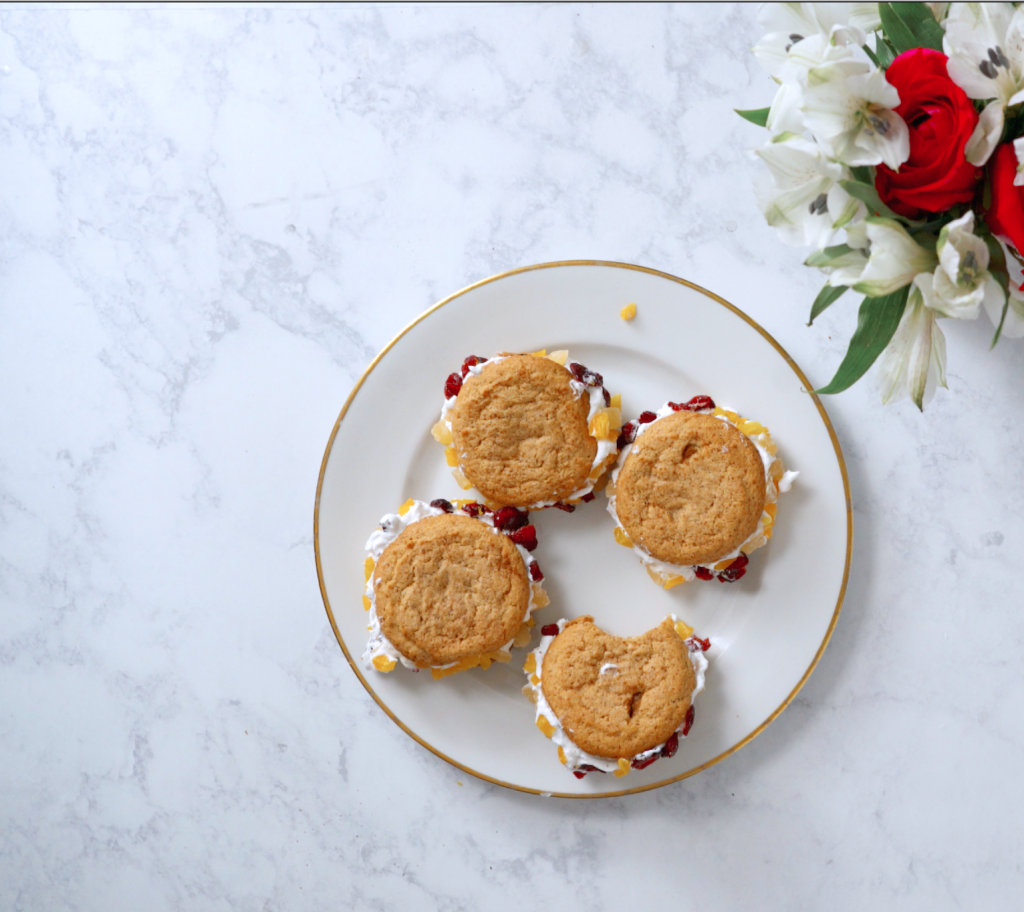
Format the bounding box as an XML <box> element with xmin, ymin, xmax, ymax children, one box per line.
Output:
<box><xmin>607</xmin><ymin>395</ymin><xmax>798</xmax><ymax>588</ymax></box>
<box><xmin>523</xmin><ymin>616</ymin><xmax>709</xmax><ymax>779</ymax></box>
<box><xmin>432</xmin><ymin>351</ymin><xmax>621</xmax><ymax>508</ymax></box>
<box><xmin>362</xmin><ymin>499</ymin><xmax>549</xmax><ymax>678</ymax></box>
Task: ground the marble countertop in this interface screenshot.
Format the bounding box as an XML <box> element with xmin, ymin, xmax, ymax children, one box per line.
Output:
<box><xmin>2</xmin><ymin>4</ymin><xmax>1021</xmax><ymax>909</ymax></box>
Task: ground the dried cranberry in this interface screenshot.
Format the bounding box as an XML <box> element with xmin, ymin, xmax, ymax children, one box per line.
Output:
<box><xmin>682</xmin><ymin>395</ymin><xmax>716</xmax><ymax>411</ymax></box>
<box><xmin>567</xmin><ymin>361</ymin><xmax>585</xmax><ymax>381</ymax></box>
<box><xmin>509</xmin><ymin>525</ymin><xmax>538</xmax><ymax>551</ymax></box>
<box><xmin>493</xmin><ymin>506</ymin><xmax>528</xmax><ymax>532</ymax></box>
<box><xmin>697</xmin><ymin>636</ymin><xmax>711</xmax><ymax>652</ymax></box>
<box><xmin>429</xmin><ymin>499</ymin><xmax>454</xmax><ymax>513</ymax></box>
<box><xmin>572</xmin><ymin>770</ymin><xmax>587</xmax><ymax>779</ymax></box>
<box><xmin>529</xmin><ymin>561</ymin><xmax>544</xmax><ymax>581</ymax></box>
<box><xmin>616</xmin><ymin>432</ymin><xmax>627</xmax><ymax>450</ymax></box>
<box><xmin>567</xmin><ymin>361</ymin><xmax>603</xmax><ymax>387</ymax></box>
<box><xmin>622</xmin><ymin>422</ymin><xmax>638</xmax><ymax>443</ymax></box>
<box><xmin>578</xmin><ymin>764</ymin><xmax>604</xmax><ymax>773</ymax></box>
<box><xmin>662</xmin><ymin>731</ymin><xmax>681</xmax><ymax>757</ymax></box>
<box><xmin>631</xmin><ymin>754</ymin><xmax>659</xmax><ymax>771</ymax></box>
<box><xmin>718</xmin><ymin>565</ymin><xmax>747</xmax><ymax>582</ymax></box>
<box><xmin>602</xmin><ymin>388</ymin><xmax>611</xmax><ymax>407</ymax></box>
<box><xmin>581</xmin><ymin>492</ymin><xmax>596</xmax><ymax>503</ymax></box>
<box><xmin>444</xmin><ymin>372</ymin><xmax>463</xmax><ymax>398</ymax></box>
<box><xmin>552</xmin><ymin>502</ymin><xmax>576</xmax><ymax>513</ymax></box>
<box><xmin>541</xmin><ymin>623</ymin><xmax>560</xmax><ymax>637</ymax></box>
<box><xmin>462</xmin><ymin>502</ymin><xmax>488</xmax><ymax>518</ymax></box>
<box><xmin>728</xmin><ymin>554</ymin><xmax>749</xmax><ymax>571</ymax></box>
<box><xmin>668</xmin><ymin>401</ymin><xmax>684</xmax><ymax>411</ymax></box>
<box><xmin>638</xmin><ymin>410</ymin><xmax>657</xmax><ymax>424</ymax></box>
<box><xmin>694</xmin><ymin>566</ymin><xmax>714</xmax><ymax>581</ymax></box>
<box><xmin>681</xmin><ymin>706</ymin><xmax>695</xmax><ymax>737</ymax></box>
<box><xmin>460</xmin><ymin>354</ymin><xmax>487</xmax><ymax>377</ymax></box>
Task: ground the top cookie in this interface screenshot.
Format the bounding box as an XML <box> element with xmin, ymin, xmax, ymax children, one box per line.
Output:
<box><xmin>448</xmin><ymin>354</ymin><xmax>599</xmax><ymax>506</ymax></box>
<box><xmin>373</xmin><ymin>512</ymin><xmax>531</xmax><ymax>667</ymax></box>
<box><xmin>614</xmin><ymin>410</ymin><xmax>766</xmax><ymax>567</ymax></box>
<box><xmin>539</xmin><ymin>616</ymin><xmax>697</xmax><ymax>759</ymax></box>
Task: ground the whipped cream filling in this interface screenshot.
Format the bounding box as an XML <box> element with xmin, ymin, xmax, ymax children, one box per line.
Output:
<box><xmin>606</xmin><ymin>403</ymin><xmax>799</xmax><ymax>581</ymax></box>
<box><xmin>439</xmin><ymin>352</ymin><xmax>615</xmax><ymax>507</ymax></box>
<box><xmin>362</xmin><ymin>499</ymin><xmax>543</xmax><ymax>672</ymax></box>
<box><xmin>524</xmin><ymin>617</ymin><xmax>709</xmax><ymax>774</ymax></box>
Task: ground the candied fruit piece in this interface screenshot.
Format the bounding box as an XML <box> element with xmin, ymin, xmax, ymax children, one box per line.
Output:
<box><xmin>445</xmin><ymin>447</ymin><xmax>460</xmax><ymax>467</ymax></box>
<box><xmin>765</xmin><ymin>503</ymin><xmax>778</xmax><ymax>520</ymax></box>
<box><xmin>681</xmin><ymin>706</ymin><xmax>695</xmax><ymax>736</ymax></box>
<box><xmin>603</xmin><ymin>479</ymin><xmax>615</xmax><ymax>498</ymax></box>
<box><xmin>728</xmin><ymin>554</ymin><xmax>750</xmax><ymax>572</ymax></box>
<box><xmin>452</xmin><ymin>468</ymin><xmax>474</xmax><ymax>490</ymax></box>
<box><xmin>364</xmin><ymin>556</ymin><xmax>375</xmax><ymax>582</ymax></box>
<box><xmin>362</xmin><ymin>595</ymin><xmax>372</xmax><ymax>612</ymax></box>
<box><xmin>513</xmin><ymin>626</ymin><xmax>532</xmax><ymax>648</ymax></box>
<box><xmin>765</xmin><ymin>440</ymin><xmax>780</xmax><ymax>456</ymax></box>
<box><xmin>718</xmin><ymin>565</ymin><xmax>747</xmax><ymax>582</ymax></box>
<box><xmin>541</xmin><ymin>623</ymin><xmax>560</xmax><ymax>637</ymax></box>
<box><xmin>547</xmin><ymin>350</ymin><xmax>569</xmax><ymax>366</ymax></box>
<box><xmin>664</xmin><ymin>575</ymin><xmax>686</xmax><ymax>590</ymax></box>
<box><xmin>431</xmin><ymin>421</ymin><xmax>453</xmax><ymax>445</ymax></box>
<box><xmin>713</xmin><ymin>558</ymin><xmax>734</xmax><ymax>571</ymax></box>
<box><xmin>478</xmin><ymin>656</ymin><xmax>492</xmax><ymax>670</ymax></box>
<box><xmin>558</xmin><ymin>746</ymin><xmax>568</xmax><ymax>765</ymax></box>
<box><xmin>529</xmin><ymin>561</ymin><xmax>544</xmax><ymax>582</ymax></box>
<box><xmin>589</xmin><ymin>411</ymin><xmax>610</xmax><ymax>440</ymax></box>
<box><xmin>510</xmin><ymin>525</ymin><xmax>538</xmax><ymax>551</ymax></box>
<box><xmin>620</xmin><ymin>302</ymin><xmax>637</xmax><ymax>320</ymax></box>
<box><xmin>494</xmin><ymin>505</ymin><xmax>528</xmax><ymax>531</ymax></box>
<box><xmin>613</xmin><ymin>758</ymin><xmax>630</xmax><ymax>778</ymax></box>
<box><xmin>694</xmin><ymin>567</ymin><xmax>714</xmax><ymax>581</ymax></box>
<box><xmin>610</xmin><ymin>393</ymin><xmax>622</xmax><ymax>409</ymax></box>
<box><xmin>674</xmin><ymin>619</ymin><xmax>694</xmax><ymax>640</ymax></box>
<box><xmin>530</xmin><ymin>674</ymin><xmax>540</xmax><ymax>685</ymax></box>
<box><xmin>398</xmin><ymin>499</ymin><xmax>415</xmax><ymax>516</ymax></box>
<box><xmin>445</xmin><ymin>373</ymin><xmax>463</xmax><ymax>398</ymax></box>
<box><xmin>568</xmin><ymin>361</ymin><xmax>603</xmax><ymax>387</ymax></box>
<box><xmin>740</xmin><ymin>419</ymin><xmax>766</xmax><ymax>436</ymax></box>
<box><xmin>429</xmin><ymin>498</ymin><xmax>454</xmax><ymax>513</ymax></box>
<box><xmin>524</xmin><ymin>653</ymin><xmax>537</xmax><ymax>674</ymax></box>
<box><xmin>537</xmin><ymin>716</ymin><xmax>556</xmax><ymax>738</ymax></box>
<box><xmin>372</xmin><ymin>655</ymin><xmax>396</xmax><ymax>673</ymax></box>
<box><xmin>613</xmin><ymin>527</ymin><xmax>634</xmax><ymax>548</ymax></box>
<box><xmin>646</xmin><ymin>566</ymin><xmax>667</xmax><ymax>586</ymax></box>
<box><xmin>532</xmin><ymin>585</ymin><xmax>550</xmax><ymax>609</ymax></box>
<box><xmin>638</xmin><ymin>410</ymin><xmax>657</xmax><ymax>424</ymax></box>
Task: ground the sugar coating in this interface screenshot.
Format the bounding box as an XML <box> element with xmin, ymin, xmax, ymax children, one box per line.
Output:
<box><xmin>373</xmin><ymin>513</ymin><xmax>530</xmax><ymax>667</ymax></box>
<box><xmin>540</xmin><ymin>616</ymin><xmax>697</xmax><ymax>759</ymax></box>
<box><xmin>449</xmin><ymin>354</ymin><xmax>598</xmax><ymax>506</ymax></box>
<box><xmin>614</xmin><ymin>411</ymin><xmax>766</xmax><ymax>566</ymax></box>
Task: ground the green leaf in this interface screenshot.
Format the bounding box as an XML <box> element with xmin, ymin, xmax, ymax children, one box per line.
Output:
<box><xmin>848</xmin><ymin>166</ymin><xmax>873</xmax><ymax>184</ymax></box>
<box><xmin>879</xmin><ymin>2</ymin><xmax>945</xmax><ymax>54</ymax></box>
<box><xmin>983</xmin><ymin>233</ymin><xmax>1012</xmax><ymax>348</ymax></box>
<box><xmin>839</xmin><ymin>179</ymin><xmax>903</xmax><ymax>220</ymax></box>
<box><xmin>815</xmin><ymin>287</ymin><xmax>909</xmax><ymax>395</ymax></box>
<box><xmin>735</xmin><ymin>107</ymin><xmax>770</xmax><ymax>127</ymax></box>
<box><xmin>876</xmin><ymin>36</ymin><xmax>899</xmax><ymax>68</ymax></box>
<box><xmin>808</xmin><ymin>284</ymin><xmax>847</xmax><ymax>325</ymax></box>
<box><xmin>805</xmin><ymin>244</ymin><xmax>854</xmax><ymax>268</ymax></box>
<box><xmin>862</xmin><ymin>43</ymin><xmax>882</xmax><ymax>68</ymax></box>
<box><xmin>991</xmin><ymin>296</ymin><xmax>1010</xmax><ymax>349</ymax></box>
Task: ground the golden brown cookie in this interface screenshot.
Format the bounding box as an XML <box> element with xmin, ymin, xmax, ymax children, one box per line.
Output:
<box><xmin>539</xmin><ymin>616</ymin><xmax>697</xmax><ymax>760</ymax></box>
<box><xmin>373</xmin><ymin>512</ymin><xmax>531</xmax><ymax>668</ymax></box>
<box><xmin>614</xmin><ymin>410</ymin><xmax>766</xmax><ymax>567</ymax></box>
<box><xmin>447</xmin><ymin>354</ymin><xmax>600</xmax><ymax>506</ymax></box>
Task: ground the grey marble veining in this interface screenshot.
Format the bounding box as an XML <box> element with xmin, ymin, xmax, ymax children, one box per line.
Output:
<box><xmin>1</xmin><ymin>4</ymin><xmax>1022</xmax><ymax>910</ymax></box>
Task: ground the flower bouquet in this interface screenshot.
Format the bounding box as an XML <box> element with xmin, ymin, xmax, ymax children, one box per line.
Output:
<box><xmin>742</xmin><ymin>2</ymin><xmax>1024</xmax><ymax>409</ymax></box>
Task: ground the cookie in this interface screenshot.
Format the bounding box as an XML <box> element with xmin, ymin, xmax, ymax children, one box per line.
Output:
<box><xmin>523</xmin><ymin>616</ymin><xmax>709</xmax><ymax>778</ymax></box>
<box><xmin>607</xmin><ymin>396</ymin><xmax>798</xmax><ymax>588</ymax></box>
<box><xmin>431</xmin><ymin>351</ymin><xmax>621</xmax><ymax>508</ymax></box>
<box><xmin>362</xmin><ymin>499</ymin><xmax>549</xmax><ymax>678</ymax></box>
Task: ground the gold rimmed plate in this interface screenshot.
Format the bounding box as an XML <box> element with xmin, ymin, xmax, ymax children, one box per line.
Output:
<box><xmin>314</xmin><ymin>261</ymin><xmax>851</xmax><ymax>797</ymax></box>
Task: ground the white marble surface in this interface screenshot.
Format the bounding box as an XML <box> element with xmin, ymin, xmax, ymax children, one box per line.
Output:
<box><xmin>1</xmin><ymin>4</ymin><xmax>1021</xmax><ymax>909</ymax></box>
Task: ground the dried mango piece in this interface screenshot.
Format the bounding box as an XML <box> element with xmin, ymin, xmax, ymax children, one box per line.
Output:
<box><xmin>590</xmin><ymin>411</ymin><xmax>610</xmax><ymax>440</ymax></box>
<box><xmin>557</xmin><ymin>746</ymin><xmax>568</xmax><ymax>765</ymax></box>
<box><xmin>524</xmin><ymin>653</ymin><xmax>537</xmax><ymax>674</ymax></box>
<box><xmin>613</xmin><ymin>758</ymin><xmax>630</xmax><ymax>778</ymax></box>
<box><xmin>664</xmin><ymin>575</ymin><xmax>686</xmax><ymax>590</ymax></box>
<box><xmin>532</xmin><ymin>586</ymin><xmax>550</xmax><ymax>609</ymax></box>
<box><xmin>491</xmin><ymin>650</ymin><xmax>511</xmax><ymax>664</ymax></box>
<box><xmin>445</xmin><ymin>447</ymin><xmax>460</xmax><ymax>467</ymax></box>
<box><xmin>364</xmin><ymin>556</ymin><xmax>375</xmax><ymax>582</ymax></box>
<box><xmin>362</xmin><ymin>595</ymin><xmax>371</xmax><ymax>612</ymax></box>
<box><xmin>674</xmin><ymin>619</ymin><xmax>694</xmax><ymax>640</ymax></box>
<box><xmin>398</xmin><ymin>499</ymin><xmax>415</xmax><ymax>516</ymax></box>
<box><xmin>610</xmin><ymin>392</ymin><xmax>622</xmax><ymax>410</ymax></box>
<box><xmin>530</xmin><ymin>673</ymin><xmax>540</xmax><ymax>686</ymax></box>
<box><xmin>646</xmin><ymin>566</ymin><xmax>666</xmax><ymax>586</ymax></box>
<box><xmin>452</xmin><ymin>468</ymin><xmax>474</xmax><ymax>490</ymax></box>
<box><xmin>620</xmin><ymin>302</ymin><xmax>637</xmax><ymax>320</ymax></box>
<box><xmin>614</xmin><ymin>527</ymin><xmax>634</xmax><ymax>548</ymax></box>
<box><xmin>478</xmin><ymin>656</ymin><xmax>492</xmax><ymax>670</ymax></box>
<box><xmin>372</xmin><ymin>655</ymin><xmax>396</xmax><ymax>673</ymax></box>
<box><xmin>547</xmin><ymin>350</ymin><xmax>569</xmax><ymax>366</ymax></box>
<box><xmin>513</xmin><ymin>626</ymin><xmax>533</xmax><ymax>648</ymax></box>
<box><xmin>431</xmin><ymin>421</ymin><xmax>453</xmax><ymax>445</ymax></box>
<box><xmin>537</xmin><ymin>716</ymin><xmax>555</xmax><ymax>738</ymax></box>
<box><xmin>531</xmin><ymin>348</ymin><xmax>547</xmax><ymax>357</ymax></box>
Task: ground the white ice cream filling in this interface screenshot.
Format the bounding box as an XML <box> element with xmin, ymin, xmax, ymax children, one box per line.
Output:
<box><xmin>362</xmin><ymin>499</ymin><xmax>543</xmax><ymax>672</ymax></box>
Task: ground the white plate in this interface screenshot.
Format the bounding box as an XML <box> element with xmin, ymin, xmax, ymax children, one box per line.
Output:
<box><xmin>315</xmin><ymin>261</ymin><xmax>851</xmax><ymax>798</ymax></box>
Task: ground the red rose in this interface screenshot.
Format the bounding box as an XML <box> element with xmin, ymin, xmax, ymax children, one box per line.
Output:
<box><xmin>874</xmin><ymin>48</ymin><xmax>982</xmax><ymax>219</ymax></box>
<box><xmin>985</xmin><ymin>143</ymin><xmax>1024</xmax><ymax>256</ymax></box>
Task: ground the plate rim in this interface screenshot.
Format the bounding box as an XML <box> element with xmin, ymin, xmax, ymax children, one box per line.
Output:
<box><xmin>313</xmin><ymin>259</ymin><xmax>853</xmax><ymax>798</ymax></box>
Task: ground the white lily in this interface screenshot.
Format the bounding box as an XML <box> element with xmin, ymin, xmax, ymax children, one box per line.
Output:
<box><xmin>847</xmin><ymin>218</ymin><xmax>938</xmax><ymax>295</ymax></box>
<box><xmin>801</xmin><ymin>56</ymin><xmax>910</xmax><ymax>168</ymax></box>
<box><xmin>944</xmin><ymin>2</ymin><xmax>1024</xmax><ymax>165</ymax></box>
<box><xmin>926</xmin><ymin>211</ymin><xmax>1003</xmax><ymax>318</ymax></box>
<box><xmin>754</xmin><ymin>4</ymin><xmax>868</xmax><ymax>80</ymax></box>
<box><xmin>754</xmin><ymin>133</ymin><xmax>853</xmax><ymax>247</ymax></box>
<box><xmin>877</xmin><ymin>275</ymin><xmax>948</xmax><ymax>410</ymax></box>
